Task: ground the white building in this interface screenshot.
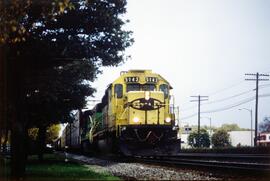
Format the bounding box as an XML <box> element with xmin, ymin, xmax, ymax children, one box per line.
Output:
<box><xmin>228</xmin><ymin>131</ymin><xmax>255</xmax><ymax>147</ymax></box>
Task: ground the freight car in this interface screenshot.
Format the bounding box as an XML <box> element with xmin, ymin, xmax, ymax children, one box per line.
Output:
<box><xmin>80</xmin><ymin>70</ymin><xmax>180</xmax><ymax>156</ymax></box>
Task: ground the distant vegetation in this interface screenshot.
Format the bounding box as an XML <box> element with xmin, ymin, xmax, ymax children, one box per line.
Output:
<box><xmin>185</xmin><ymin>123</ymin><xmax>247</xmax><ymax>148</ymax></box>
<box><xmin>181</xmin><ymin>123</ymin><xmax>250</xmax><ymax>133</ymax></box>
<box><xmin>211</xmin><ymin>129</ymin><xmax>231</xmax><ymax>148</ymax></box>
<box><xmin>218</xmin><ymin>123</ymin><xmax>250</xmax><ymax>132</ymax></box>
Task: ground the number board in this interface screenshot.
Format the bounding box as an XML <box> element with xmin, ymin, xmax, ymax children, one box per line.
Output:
<box><xmin>145</xmin><ymin>77</ymin><xmax>158</xmax><ymax>83</ymax></box>
<box><xmin>124</xmin><ymin>77</ymin><xmax>139</xmax><ymax>83</ymax></box>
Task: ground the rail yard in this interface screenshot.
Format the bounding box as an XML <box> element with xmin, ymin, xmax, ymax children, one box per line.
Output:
<box><xmin>55</xmin><ymin>69</ymin><xmax>270</xmax><ymax>180</ymax></box>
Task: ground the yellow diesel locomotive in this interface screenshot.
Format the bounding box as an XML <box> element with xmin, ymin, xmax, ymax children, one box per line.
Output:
<box><xmin>82</xmin><ymin>70</ymin><xmax>180</xmax><ymax>155</ymax></box>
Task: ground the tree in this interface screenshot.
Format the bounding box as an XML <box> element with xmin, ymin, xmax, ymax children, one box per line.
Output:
<box><xmin>188</xmin><ymin>129</ymin><xmax>210</xmax><ymax>148</ymax></box>
<box><xmin>1</xmin><ymin>0</ymin><xmax>133</xmax><ymax>178</ymax></box>
<box><xmin>28</xmin><ymin>124</ymin><xmax>61</xmax><ymax>143</ymax></box>
<box><xmin>211</xmin><ymin>129</ymin><xmax>231</xmax><ymax>148</ymax></box>
<box><xmin>0</xmin><ymin>0</ymin><xmax>74</xmax><ymax>178</ymax></box>
<box><xmin>259</xmin><ymin>117</ymin><xmax>270</xmax><ymax>133</ymax></box>
<box><xmin>46</xmin><ymin>124</ymin><xmax>61</xmax><ymax>143</ymax></box>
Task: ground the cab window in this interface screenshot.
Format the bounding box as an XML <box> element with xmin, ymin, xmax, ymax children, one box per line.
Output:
<box><xmin>159</xmin><ymin>84</ymin><xmax>169</xmax><ymax>98</ymax></box>
<box><xmin>142</xmin><ymin>84</ymin><xmax>156</xmax><ymax>91</ymax></box>
<box><xmin>126</xmin><ymin>84</ymin><xmax>140</xmax><ymax>92</ymax></box>
<box><xmin>114</xmin><ymin>84</ymin><xmax>123</xmax><ymax>98</ymax></box>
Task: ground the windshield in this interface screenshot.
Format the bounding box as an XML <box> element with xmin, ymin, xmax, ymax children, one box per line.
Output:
<box><xmin>142</xmin><ymin>84</ymin><xmax>155</xmax><ymax>91</ymax></box>
<box><xmin>126</xmin><ymin>84</ymin><xmax>156</xmax><ymax>92</ymax></box>
<box><xmin>126</xmin><ymin>84</ymin><xmax>140</xmax><ymax>92</ymax></box>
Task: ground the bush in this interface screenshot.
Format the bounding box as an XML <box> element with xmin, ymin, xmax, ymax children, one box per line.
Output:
<box><xmin>211</xmin><ymin>129</ymin><xmax>231</xmax><ymax>148</ymax></box>
<box><xmin>188</xmin><ymin>129</ymin><xmax>210</xmax><ymax>148</ymax></box>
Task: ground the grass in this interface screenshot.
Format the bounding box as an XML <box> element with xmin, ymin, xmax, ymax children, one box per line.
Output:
<box><xmin>0</xmin><ymin>155</ymin><xmax>10</xmax><ymax>181</ymax></box>
<box><xmin>1</xmin><ymin>154</ymin><xmax>120</xmax><ymax>181</ymax></box>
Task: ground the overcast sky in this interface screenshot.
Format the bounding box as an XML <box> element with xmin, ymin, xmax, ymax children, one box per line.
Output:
<box><xmin>90</xmin><ymin>0</ymin><xmax>270</xmax><ymax>129</ymax></box>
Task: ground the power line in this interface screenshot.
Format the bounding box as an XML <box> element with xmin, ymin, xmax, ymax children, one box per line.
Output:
<box><xmin>202</xmin><ymin>94</ymin><xmax>270</xmax><ymax>113</ymax></box>
<box><xmin>201</xmin><ymin>89</ymin><xmax>253</xmax><ymax>106</ymax></box>
<box><xmin>180</xmin><ymin>89</ymin><xmax>251</xmax><ymax>112</ymax></box>
<box><xmin>180</xmin><ymin>94</ymin><xmax>270</xmax><ymax>120</ymax></box>
<box><xmin>262</xmin><ymin>68</ymin><xmax>270</xmax><ymax>74</ymax></box>
<box><xmin>180</xmin><ymin>113</ymin><xmax>198</xmax><ymax>121</ymax></box>
<box><xmin>179</xmin><ymin>80</ymin><xmax>244</xmax><ymax>111</ymax></box>
<box><xmin>207</xmin><ymin>80</ymin><xmax>245</xmax><ymax>97</ymax></box>
<box><xmin>202</xmin><ymin>96</ymin><xmax>256</xmax><ymax>113</ymax></box>
<box><xmin>259</xmin><ymin>83</ymin><xmax>270</xmax><ymax>88</ymax></box>
<box><xmin>179</xmin><ymin>83</ymin><xmax>270</xmax><ymax>112</ymax></box>
<box><xmin>179</xmin><ymin>105</ymin><xmax>197</xmax><ymax>111</ymax></box>
<box><xmin>203</xmin><ymin>83</ymin><xmax>270</xmax><ymax>105</ymax></box>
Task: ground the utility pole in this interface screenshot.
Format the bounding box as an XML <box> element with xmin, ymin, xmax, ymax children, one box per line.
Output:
<box><xmin>190</xmin><ymin>95</ymin><xmax>209</xmax><ymax>135</ymax></box>
<box><xmin>245</xmin><ymin>72</ymin><xmax>269</xmax><ymax>146</ymax></box>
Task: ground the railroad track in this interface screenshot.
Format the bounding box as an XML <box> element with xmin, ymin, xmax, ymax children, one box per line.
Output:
<box><xmin>130</xmin><ymin>153</ymin><xmax>270</xmax><ymax>173</ymax></box>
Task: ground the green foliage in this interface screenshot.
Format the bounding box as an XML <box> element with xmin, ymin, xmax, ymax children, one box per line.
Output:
<box><xmin>46</xmin><ymin>124</ymin><xmax>61</xmax><ymax>143</ymax></box>
<box><xmin>211</xmin><ymin>129</ymin><xmax>231</xmax><ymax>148</ymax></box>
<box><xmin>187</xmin><ymin>129</ymin><xmax>210</xmax><ymax>148</ymax></box>
<box><xmin>0</xmin><ymin>0</ymin><xmax>73</xmax><ymax>44</ymax></box>
<box><xmin>28</xmin><ymin>128</ymin><xmax>39</xmax><ymax>140</ymax></box>
<box><xmin>259</xmin><ymin>117</ymin><xmax>270</xmax><ymax>132</ymax></box>
<box><xmin>28</xmin><ymin>124</ymin><xmax>61</xmax><ymax>143</ymax></box>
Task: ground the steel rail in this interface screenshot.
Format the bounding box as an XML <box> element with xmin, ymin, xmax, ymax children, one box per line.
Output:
<box><xmin>173</xmin><ymin>153</ymin><xmax>270</xmax><ymax>160</ymax></box>
<box><xmin>131</xmin><ymin>154</ymin><xmax>270</xmax><ymax>172</ymax></box>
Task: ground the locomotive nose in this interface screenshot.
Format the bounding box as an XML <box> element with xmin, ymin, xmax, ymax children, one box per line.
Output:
<box><xmin>127</xmin><ymin>91</ymin><xmax>165</xmax><ymax>125</ymax></box>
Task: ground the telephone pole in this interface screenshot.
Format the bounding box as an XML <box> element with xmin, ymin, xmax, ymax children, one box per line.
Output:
<box><xmin>245</xmin><ymin>72</ymin><xmax>269</xmax><ymax>146</ymax></box>
<box><xmin>190</xmin><ymin>95</ymin><xmax>209</xmax><ymax>135</ymax></box>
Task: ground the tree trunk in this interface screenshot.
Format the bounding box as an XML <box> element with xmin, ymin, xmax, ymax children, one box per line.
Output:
<box><xmin>38</xmin><ymin>125</ymin><xmax>46</xmax><ymax>161</ymax></box>
<box><xmin>0</xmin><ymin>44</ymin><xmax>8</xmax><ymax>153</ymax></box>
<box><xmin>8</xmin><ymin>46</ymin><xmax>28</xmax><ymax>179</ymax></box>
<box><xmin>11</xmin><ymin>118</ymin><xmax>27</xmax><ymax>180</ymax></box>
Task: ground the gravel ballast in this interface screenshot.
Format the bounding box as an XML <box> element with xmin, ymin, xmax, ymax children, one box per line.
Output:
<box><xmin>62</xmin><ymin>153</ymin><xmax>220</xmax><ymax>180</ymax></box>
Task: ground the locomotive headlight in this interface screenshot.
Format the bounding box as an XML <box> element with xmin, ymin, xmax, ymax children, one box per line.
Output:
<box><xmin>165</xmin><ymin>117</ymin><xmax>171</xmax><ymax>123</ymax></box>
<box><xmin>133</xmin><ymin>117</ymin><xmax>140</xmax><ymax>123</ymax></box>
<box><xmin>145</xmin><ymin>91</ymin><xmax>150</xmax><ymax>100</ymax></box>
